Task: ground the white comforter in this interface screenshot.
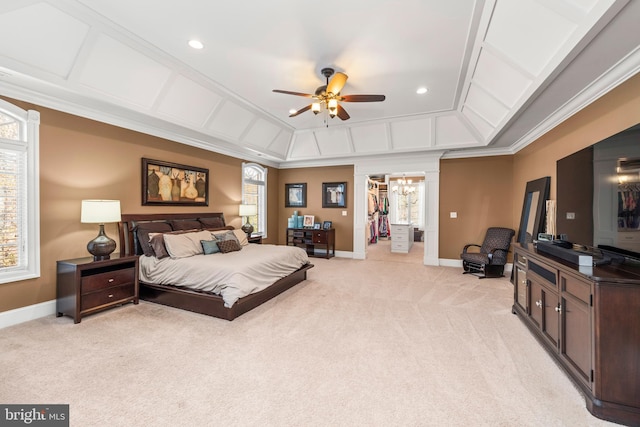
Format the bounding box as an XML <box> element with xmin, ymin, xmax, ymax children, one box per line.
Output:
<box><xmin>139</xmin><ymin>244</ymin><xmax>310</xmax><ymax>308</ymax></box>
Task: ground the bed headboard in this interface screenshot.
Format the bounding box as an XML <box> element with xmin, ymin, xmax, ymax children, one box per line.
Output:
<box><xmin>118</xmin><ymin>212</ymin><xmax>228</xmax><ymax>257</ymax></box>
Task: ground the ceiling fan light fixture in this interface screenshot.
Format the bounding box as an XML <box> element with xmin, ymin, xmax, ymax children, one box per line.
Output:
<box><xmin>328</xmin><ymin>98</ymin><xmax>338</xmax><ymax>112</ymax></box>
<box><xmin>311</xmin><ymin>102</ymin><xmax>321</xmax><ymax>114</ymax></box>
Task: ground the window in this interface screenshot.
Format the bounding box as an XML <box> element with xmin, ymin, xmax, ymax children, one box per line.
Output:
<box><xmin>0</xmin><ymin>100</ymin><xmax>40</xmax><ymax>284</ymax></box>
<box><xmin>242</xmin><ymin>163</ymin><xmax>267</xmax><ymax>238</ymax></box>
<box><xmin>389</xmin><ymin>179</ymin><xmax>424</xmax><ymax>229</ymax></box>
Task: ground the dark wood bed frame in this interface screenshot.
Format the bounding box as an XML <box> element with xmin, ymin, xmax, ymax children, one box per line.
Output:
<box><xmin>118</xmin><ymin>212</ymin><xmax>314</xmax><ymax>321</ymax></box>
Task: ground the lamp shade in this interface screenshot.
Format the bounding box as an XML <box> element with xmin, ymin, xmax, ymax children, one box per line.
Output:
<box><xmin>81</xmin><ymin>200</ymin><xmax>121</xmax><ymax>224</ymax></box>
<box><xmin>238</xmin><ymin>204</ymin><xmax>257</xmax><ymax>217</ymax></box>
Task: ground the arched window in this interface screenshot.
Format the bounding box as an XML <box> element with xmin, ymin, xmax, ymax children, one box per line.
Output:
<box><xmin>242</xmin><ymin>163</ymin><xmax>267</xmax><ymax>238</ymax></box>
<box><xmin>0</xmin><ymin>99</ymin><xmax>40</xmax><ymax>283</ymax></box>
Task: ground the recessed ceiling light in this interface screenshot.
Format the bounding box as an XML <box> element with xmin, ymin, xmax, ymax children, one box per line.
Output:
<box><xmin>416</xmin><ymin>87</ymin><xmax>428</xmax><ymax>95</ymax></box>
<box><xmin>188</xmin><ymin>39</ymin><xmax>204</xmax><ymax>49</ymax></box>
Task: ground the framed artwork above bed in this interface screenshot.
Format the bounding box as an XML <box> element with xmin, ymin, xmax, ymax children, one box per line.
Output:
<box><xmin>142</xmin><ymin>158</ymin><xmax>209</xmax><ymax>206</ymax></box>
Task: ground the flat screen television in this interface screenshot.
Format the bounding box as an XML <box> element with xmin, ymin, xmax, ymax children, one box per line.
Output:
<box><xmin>557</xmin><ymin>123</ymin><xmax>640</xmax><ymax>256</ymax></box>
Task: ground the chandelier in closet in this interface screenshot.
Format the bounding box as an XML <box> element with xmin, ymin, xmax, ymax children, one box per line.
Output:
<box><xmin>391</xmin><ymin>176</ymin><xmax>416</xmax><ymax>196</ymax></box>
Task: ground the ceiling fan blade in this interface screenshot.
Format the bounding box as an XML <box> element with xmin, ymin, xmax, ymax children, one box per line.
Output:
<box><xmin>326</xmin><ymin>72</ymin><xmax>348</xmax><ymax>95</ymax></box>
<box><xmin>273</xmin><ymin>89</ymin><xmax>314</xmax><ymax>98</ymax></box>
<box><xmin>340</xmin><ymin>94</ymin><xmax>386</xmax><ymax>102</ymax></box>
<box><xmin>289</xmin><ymin>104</ymin><xmax>312</xmax><ymax>117</ymax></box>
<box><xmin>336</xmin><ymin>104</ymin><xmax>350</xmax><ymax>120</ymax></box>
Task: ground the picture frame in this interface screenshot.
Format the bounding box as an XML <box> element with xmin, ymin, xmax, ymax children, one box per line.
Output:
<box><xmin>142</xmin><ymin>158</ymin><xmax>208</xmax><ymax>206</ymax></box>
<box><xmin>285</xmin><ymin>183</ymin><xmax>307</xmax><ymax>208</ymax></box>
<box><xmin>313</xmin><ymin>223</ymin><xmax>321</xmax><ymax>230</ymax></box>
<box><xmin>322</xmin><ymin>182</ymin><xmax>347</xmax><ymax>208</ymax></box>
<box><xmin>322</xmin><ymin>221</ymin><xmax>332</xmax><ymax>230</ymax></box>
<box><xmin>303</xmin><ymin>215</ymin><xmax>315</xmax><ymax>228</ymax></box>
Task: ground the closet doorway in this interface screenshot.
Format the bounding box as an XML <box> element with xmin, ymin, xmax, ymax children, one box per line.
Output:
<box><xmin>366</xmin><ymin>173</ymin><xmax>425</xmax><ymax>264</ymax></box>
<box><xmin>353</xmin><ymin>152</ymin><xmax>442</xmax><ymax>265</ymax></box>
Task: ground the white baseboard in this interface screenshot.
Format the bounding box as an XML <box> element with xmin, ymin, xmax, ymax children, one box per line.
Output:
<box><xmin>439</xmin><ymin>259</ymin><xmax>463</xmax><ymax>267</ymax></box>
<box><xmin>0</xmin><ymin>300</ymin><xmax>56</xmax><ymax>330</ymax></box>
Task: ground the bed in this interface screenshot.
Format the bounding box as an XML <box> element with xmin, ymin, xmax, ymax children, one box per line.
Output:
<box><xmin>118</xmin><ymin>212</ymin><xmax>313</xmax><ymax>320</ymax></box>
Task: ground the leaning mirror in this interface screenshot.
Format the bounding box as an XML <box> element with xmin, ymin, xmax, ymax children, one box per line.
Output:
<box><xmin>518</xmin><ymin>177</ymin><xmax>551</xmax><ymax>244</ymax></box>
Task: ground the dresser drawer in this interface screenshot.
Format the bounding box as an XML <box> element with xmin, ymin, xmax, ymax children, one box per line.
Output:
<box><xmin>393</xmin><ymin>233</ymin><xmax>408</xmax><ymax>242</ymax></box>
<box><xmin>81</xmin><ymin>284</ymin><xmax>135</xmax><ymax>311</ymax></box>
<box><xmin>391</xmin><ymin>241</ymin><xmax>409</xmax><ymax>251</ymax></box>
<box><xmin>312</xmin><ymin>231</ymin><xmax>327</xmax><ymax>243</ymax></box>
<box><xmin>81</xmin><ymin>267</ymin><xmax>136</xmax><ymax>294</ymax></box>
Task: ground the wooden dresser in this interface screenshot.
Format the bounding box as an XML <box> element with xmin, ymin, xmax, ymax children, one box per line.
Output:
<box><xmin>56</xmin><ymin>255</ymin><xmax>139</xmax><ymax>323</ymax></box>
<box><xmin>286</xmin><ymin>228</ymin><xmax>335</xmax><ymax>259</ymax></box>
<box><xmin>512</xmin><ymin>243</ymin><xmax>640</xmax><ymax>426</ymax></box>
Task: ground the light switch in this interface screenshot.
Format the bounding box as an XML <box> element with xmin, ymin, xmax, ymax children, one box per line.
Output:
<box><xmin>342</xmin><ymin>210</ymin><xmax>347</xmax><ymax>216</ymax></box>
<box><xmin>450</xmin><ymin>212</ymin><xmax>457</xmax><ymax>219</ymax></box>
<box><xmin>566</xmin><ymin>212</ymin><xmax>575</xmax><ymax>220</ymax></box>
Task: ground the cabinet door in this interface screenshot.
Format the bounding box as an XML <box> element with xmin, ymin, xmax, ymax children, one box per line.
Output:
<box><xmin>560</xmin><ymin>273</ymin><xmax>592</xmax><ymax>389</ymax></box>
<box><xmin>530</xmin><ymin>274</ymin><xmax>560</xmax><ymax>349</ymax></box>
<box><xmin>514</xmin><ymin>266</ymin><xmax>528</xmax><ymax>313</ymax></box>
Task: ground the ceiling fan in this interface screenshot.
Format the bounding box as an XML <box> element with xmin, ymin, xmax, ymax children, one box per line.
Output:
<box><xmin>273</xmin><ymin>67</ymin><xmax>385</xmax><ymax>121</ymax></box>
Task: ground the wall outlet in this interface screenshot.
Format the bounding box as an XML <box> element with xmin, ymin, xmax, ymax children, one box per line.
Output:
<box><xmin>450</xmin><ymin>212</ymin><xmax>457</xmax><ymax>219</ymax></box>
<box><xmin>566</xmin><ymin>212</ymin><xmax>575</xmax><ymax>220</ymax></box>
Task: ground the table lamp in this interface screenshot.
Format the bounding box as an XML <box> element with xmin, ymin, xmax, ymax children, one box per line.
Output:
<box><xmin>81</xmin><ymin>200</ymin><xmax>121</xmax><ymax>261</ymax></box>
<box><xmin>238</xmin><ymin>204</ymin><xmax>257</xmax><ymax>236</ymax></box>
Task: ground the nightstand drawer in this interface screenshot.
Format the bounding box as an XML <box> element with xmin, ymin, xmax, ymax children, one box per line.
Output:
<box><xmin>82</xmin><ymin>267</ymin><xmax>136</xmax><ymax>293</ymax></box>
<box><xmin>81</xmin><ymin>284</ymin><xmax>135</xmax><ymax>310</ymax></box>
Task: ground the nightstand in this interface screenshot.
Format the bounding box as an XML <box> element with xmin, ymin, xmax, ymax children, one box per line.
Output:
<box><xmin>56</xmin><ymin>255</ymin><xmax>139</xmax><ymax>323</ymax></box>
<box><xmin>248</xmin><ymin>235</ymin><xmax>263</xmax><ymax>244</ymax></box>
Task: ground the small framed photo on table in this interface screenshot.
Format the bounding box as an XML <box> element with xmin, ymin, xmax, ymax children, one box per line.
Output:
<box><xmin>303</xmin><ymin>215</ymin><xmax>315</xmax><ymax>228</ymax></box>
<box><xmin>313</xmin><ymin>223</ymin><xmax>321</xmax><ymax>230</ymax></box>
<box><xmin>322</xmin><ymin>221</ymin><xmax>332</xmax><ymax>230</ymax></box>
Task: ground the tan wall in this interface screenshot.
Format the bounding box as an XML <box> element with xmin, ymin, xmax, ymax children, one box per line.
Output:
<box><xmin>278</xmin><ymin>166</ymin><xmax>354</xmax><ymax>251</ymax></box>
<box><xmin>439</xmin><ymin>156</ymin><xmax>514</xmax><ymax>259</ymax></box>
<box><xmin>512</xmin><ymin>73</ymin><xmax>640</xmax><ymax>231</ymax></box>
<box><xmin>0</xmin><ymin>97</ymin><xmax>278</xmax><ymax>313</ymax></box>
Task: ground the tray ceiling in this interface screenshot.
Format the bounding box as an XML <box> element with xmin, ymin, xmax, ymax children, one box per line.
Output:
<box><xmin>0</xmin><ymin>0</ymin><xmax>638</xmax><ymax>167</ymax></box>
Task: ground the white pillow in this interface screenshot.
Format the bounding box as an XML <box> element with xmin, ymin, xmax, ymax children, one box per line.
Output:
<box><xmin>163</xmin><ymin>230</ymin><xmax>212</xmax><ymax>258</ymax></box>
<box><xmin>232</xmin><ymin>229</ymin><xmax>249</xmax><ymax>246</ymax></box>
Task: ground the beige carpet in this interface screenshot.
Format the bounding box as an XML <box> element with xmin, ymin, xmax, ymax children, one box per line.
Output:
<box><xmin>0</xmin><ymin>255</ymin><xmax>616</xmax><ymax>426</ymax></box>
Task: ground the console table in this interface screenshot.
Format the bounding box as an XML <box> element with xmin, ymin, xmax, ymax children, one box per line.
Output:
<box><xmin>512</xmin><ymin>243</ymin><xmax>640</xmax><ymax>426</ymax></box>
<box><xmin>286</xmin><ymin>228</ymin><xmax>335</xmax><ymax>259</ymax></box>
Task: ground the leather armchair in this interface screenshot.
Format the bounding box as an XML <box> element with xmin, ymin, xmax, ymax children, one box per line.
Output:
<box><xmin>461</xmin><ymin>227</ymin><xmax>515</xmax><ymax>278</ymax></box>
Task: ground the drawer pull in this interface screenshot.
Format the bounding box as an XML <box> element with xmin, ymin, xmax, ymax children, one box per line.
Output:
<box><xmin>108</xmin><ymin>294</ymin><xmax>114</xmax><ymax>298</ymax></box>
<box><xmin>108</xmin><ymin>278</ymin><xmax>115</xmax><ymax>283</ymax></box>
<box><xmin>535</xmin><ymin>300</ymin><xmax>542</xmax><ymax>308</ymax></box>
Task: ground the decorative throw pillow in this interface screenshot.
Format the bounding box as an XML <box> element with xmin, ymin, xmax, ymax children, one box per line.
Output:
<box><xmin>212</xmin><ymin>230</ymin><xmax>240</xmax><ymax>244</ymax></box>
<box><xmin>163</xmin><ymin>230</ymin><xmax>212</xmax><ymax>258</ymax></box>
<box><xmin>148</xmin><ymin>233</ymin><xmax>170</xmax><ymax>259</ymax></box>
<box><xmin>200</xmin><ymin>240</ymin><xmax>220</xmax><ymax>255</ymax></box>
<box><xmin>216</xmin><ymin>239</ymin><xmax>242</xmax><ymax>253</ymax></box>
<box><xmin>135</xmin><ymin>222</ymin><xmax>172</xmax><ymax>256</ymax></box>
<box><xmin>232</xmin><ymin>229</ymin><xmax>249</xmax><ymax>246</ymax></box>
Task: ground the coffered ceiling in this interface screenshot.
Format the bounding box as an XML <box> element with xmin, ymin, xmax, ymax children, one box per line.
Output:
<box><xmin>0</xmin><ymin>0</ymin><xmax>638</xmax><ymax>167</ymax></box>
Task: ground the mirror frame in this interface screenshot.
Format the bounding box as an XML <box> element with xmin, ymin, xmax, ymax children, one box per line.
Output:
<box><xmin>518</xmin><ymin>176</ymin><xmax>551</xmax><ymax>244</ymax></box>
